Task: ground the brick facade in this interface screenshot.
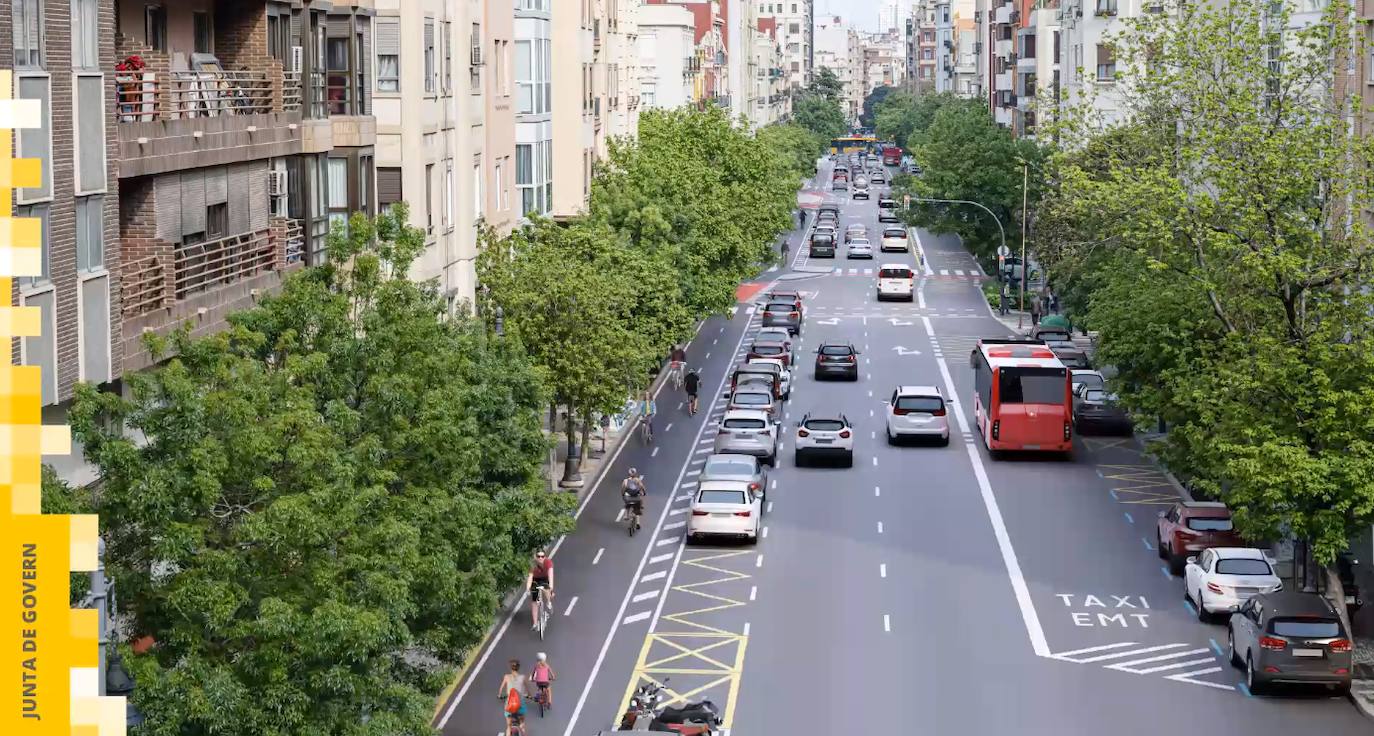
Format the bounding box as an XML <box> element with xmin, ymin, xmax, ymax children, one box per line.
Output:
<box><xmin>215</xmin><ymin>2</ymin><xmax>287</xmax><ymax>114</ymax></box>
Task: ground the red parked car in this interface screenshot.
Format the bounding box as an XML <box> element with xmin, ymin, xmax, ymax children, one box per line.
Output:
<box><xmin>747</xmin><ymin>340</ymin><xmax>792</xmax><ymax>367</ymax></box>
<box><xmin>1156</xmin><ymin>501</ymin><xmax>1247</xmax><ymax>575</ymax></box>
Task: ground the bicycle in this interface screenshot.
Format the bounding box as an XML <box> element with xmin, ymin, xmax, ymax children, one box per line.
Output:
<box><xmin>669</xmin><ymin>361</ymin><xmax>685</xmax><ymax>390</ymax></box>
<box><xmin>532</xmin><ymin>586</ymin><xmax>552</xmax><ymax>640</ymax></box>
<box><xmin>624</xmin><ymin>499</ymin><xmax>643</xmax><ymax>536</ymax></box>
<box><xmin>531</xmin><ymin>684</ymin><xmax>551</xmax><ymax>717</ymax></box>
<box><xmin>641</xmin><ymin>415</ymin><xmax>655</xmax><ymax>444</ymax></box>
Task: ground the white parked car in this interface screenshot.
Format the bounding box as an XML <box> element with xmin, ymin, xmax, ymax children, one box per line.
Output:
<box><xmin>876</xmin><ymin>264</ymin><xmax>915</xmax><ymax>301</ymax></box>
<box><xmin>747</xmin><ymin>357</ymin><xmax>792</xmax><ymax>399</ymax></box>
<box><xmin>880</xmin><ymin>226</ymin><xmax>909</xmax><ymax>253</ymax></box>
<box><xmin>688</xmin><ymin>480</ymin><xmax>763</xmax><ymax>544</ymax></box>
<box><xmin>884</xmin><ymin>386</ymin><xmax>950</xmax><ymax>445</ymax></box>
<box><xmin>847</xmin><ymin>238</ymin><xmax>874</xmax><ymax>259</ymax></box>
<box><xmin>713</xmin><ymin>409</ymin><xmax>780</xmax><ymax>466</ymax></box>
<box><xmin>793</xmin><ymin>413</ymin><xmax>855</xmax><ymax>467</ymax></box>
<box><xmin>1185</xmin><ymin>547</ymin><xmax>1282</xmax><ymax>619</ymax></box>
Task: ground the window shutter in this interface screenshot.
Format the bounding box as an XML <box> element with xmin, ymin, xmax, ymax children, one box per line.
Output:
<box><xmin>154</xmin><ymin>174</ymin><xmax>182</xmax><ymax>242</ymax></box>
<box><xmin>377</xmin><ymin>167</ymin><xmax>402</xmax><ymax>205</ymax></box>
<box><xmin>227</xmin><ymin>164</ymin><xmax>249</xmax><ymax>234</ymax></box>
<box><xmin>377</xmin><ymin>18</ymin><xmax>400</xmax><ymax>56</ymax></box>
<box><xmin>248</xmin><ymin>161</ymin><xmax>270</xmax><ymax>230</ymax></box>
<box><xmin>181</xmin><ymin>170</ymin><xmax>207</xmax><ymax>238</ymax></box>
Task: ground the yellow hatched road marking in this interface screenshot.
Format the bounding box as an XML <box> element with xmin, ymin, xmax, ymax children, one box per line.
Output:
<box><xmin>1098</xmin><ymin>463</ymin><xmax>1181</xmax><ymax>505</ymax></box>
<box><xmin>616</xmin><ymin>550</ymin><xmax>754</xmax><ymax>728</ymax></box>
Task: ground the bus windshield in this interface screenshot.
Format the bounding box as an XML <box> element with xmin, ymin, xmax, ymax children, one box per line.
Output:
<box><xmin>997</xmin><ymin>367</ymin><xmax>1067</xmax><ymax>404</ymax></box>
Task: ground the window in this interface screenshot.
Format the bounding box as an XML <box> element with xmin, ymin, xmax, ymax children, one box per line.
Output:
<box><xmin>1271</xmin><ymin>619</ymin><xmax>1341</xmax><ymax>638</ymax></box>
<box><xmin>71</xmin><ymin>0</ymin><xmax>98</xmax><ymax>68</ymax></box>
<box><xmin>206</xmin><ymin>202</ymin><xmax>228</xmax><ymax>240</ymax></box>
<box><xmin>359</xmin><ymin>154</ymin><xmax>373</xmax><ymax>216</ymax></box>
<box><xmin>1096</xmin><ymin>44</ymin><xmax>1116</xmax><ymax>81</ymax></box>
<box><xmin>326</xmin><ymin>36</ymin><xmax>350</xmax><ymax>114</ymax></box>
<box><xmin>145</xmin><ymin>4</ymin><xmax>167</xmax><ymax>53</ymax></box>
<box><xmin>441</xmin><ymin>21</ymin><xmax>452</xmax><ymax>93</ymax></box>
<box><xmin>471</xmin><ymin>24</ymin><xmax>482</xmax><ymax>91</ymax></box>
<box><xmin>13</xmin><ymin>0</ymin><xmax>42</xmax><ymax>68</ymax></box>
<box><xmin>495</xmin><ymin>40</ymin><xmax>507</xmax><ymax>95</ymax></box>
<box><xmin>75</xmin><ymin>196</ymin><xmax>103</xmax><ymax>272</ymax></box>
<box><xmin>15</xmin><ymin>204</ymin><xmax>49</xmax><ymax>287</ymax></box>
<box><xmin>16</xmin><ymin>76</ymin><xmax>51</xmax><ymax>202</ymax></box>
<box><xmin>23</xmin><ymin>288</ymin><xmax>57</xmax><ymax>406</ymax></box>
<box><xmin>376</xmin><ymin>18</ymin><xmax>400</xmax><ymax>91</ymax></box>
<box><xmin>517</xmin><ymin>143</ymin><xmax>534</xmax><ymax>216</ymax></box>
<box><xmin>425</xmin><ymin>163</ymin><xmax>435</xmax><ymax>231</ymax></box>
<box><xmin>267</xmin><ymin>9</ymin><xmax>291</xmax><ymax>64</ymax></box>
<box><xmin>1095</xmin><ymin>0</ymin><xmax>1118</xmax><ymax>15</ymax></box>
<box><xmin>75</xmin><ymin>75</ymin><xmax>105</xmax><ymax>193</ymax></box>
<box><xmin>377</xmin><ymin>167</ymin><xmax>402</xmax><ymax>214</ymax></box>
<box><xmin>516</xmin><ymin>40</ymin><xmax>534</xmax><ymax>114</ymax></box>
<box><xmin>1214</xmin><ymin>558</ymin><xmax>1273</xmax><ymax>576</ymax></box>
<box><xmin>495</xmin><ymin>161</ymin><xmax>504</xmax><ymax>210</ymax></box>
<box><xmin>424</xmin><ymin>18</ymin><xmax>436</xmax><ymax>93</ymax></box>
<box><xmin>997</xmin><ymin>367</ymin><xmax>1067</xmax><ymax>404</ymax></box>
<box><xmin>443</xmin><ymin>159</ymin><xmax>453</xmax><ymax>228</ymax></box>
<box><xmin>193</xmin><ymin>11</ymin><xmax>213</xmax><ymax>54</ymax></box>
<box><xmin>327</xmin><ymin>157</ymin><xmax>348</xmax><ymax>224</ymax></box>
<box><xmin>473</xmin><ymin>162</ymin><xmax>482</xmax><ymax>218</ymax></box>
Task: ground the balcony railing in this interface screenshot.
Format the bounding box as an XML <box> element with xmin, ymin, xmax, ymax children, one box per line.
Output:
<box><xmin>116</xmin><ymin>69</ymin><xmax>301</xmax><ymax>123</ymax></box>
<box><xmin>282</xmin><ymin>219</ymin><xmax>305</xmax><ymax>264</ymax></box>
<box><xmin>283</xmin><ymin>70</ymin><xmax>302</xmax><ymax>112</ymax></box>
<box><xmin>121</xmin><ymin>255</ymin><xmax>168</xmax><ymax>317</ymax></box>
<box><xmin>174</xmin><ymin>230</ymin><xmax>276</xmax><ymax>300</ymax></box>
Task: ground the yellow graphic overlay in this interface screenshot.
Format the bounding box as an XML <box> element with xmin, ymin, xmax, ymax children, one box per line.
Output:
<box><xmin>0</xmin><ymin>69</ymin><xmax>126</xmax><ymax>734</ymax></box>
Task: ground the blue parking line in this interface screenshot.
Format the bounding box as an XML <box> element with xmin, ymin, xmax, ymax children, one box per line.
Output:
<box><xmin>1109</xmin><ymin>489</ymin><xmax>1119</xmax><ymax>500</ymax></box>
<box><xmin>1160</xmin><ymin>565</ymin><xmax>1172</xmax><ymax>580</ymax></box>
<box><xmin>1124</xmin><ymin>511</ymin><xmax>1134</xmax><ymax>524</ymax></box>
<box><xmin>1141</xmin><ymin>537</ymin><xmax>1154</xmax><ymax>551</ymax></box>
<box><xmin>1237</xmin><ymin>682</ymin><xmax>1253</xmax><ymax>698</ymax></box>
<box><xmin>1184</xmin><ymin>598</ymin><xmax>1196</xmax><ymax>615</ymax></box>
<box><xmin>1210</xmin><ymin>638</ymin><xmax>1224</xmax><ymax>657</ymax></box>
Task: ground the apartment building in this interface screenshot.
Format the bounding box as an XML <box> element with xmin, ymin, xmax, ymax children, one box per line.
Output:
<box><xmin>1013</xmin><ymin>1</ymin><xmax>1059</xmax><ymax>137</ymax></box>
<box><xmin>638</xmin><ymin>3</ymin><xmax>697</xmax><ymax>110</ymax></box>
<box><xmin>605</xmin><ymin>0</ymin><xmax>641</xmax><ymax>142</ymax></box>
<box><xmin>861</xmin><ymin>30</ymin><xmax>905</xmax><ymax>96</ymax></box>
<box><xmin>977</xmin><ymin>0</ymin><xmax>1018</xmax><ymax>126</ymax></box>
<box><xmin>765</xmin><ymin>0</ymin><xmax>811</xmax><ymax>92</ymax></box>
<box><xmin>815</xmin><ymin>15</ymin><xmax>860</xmax><ymax>121</ymax></box>
<box><xmin>934</xmin><ymin>0</ymin><xmax>954</xmax><ymax>92</ymax></box>
<box><xmin>752</xmin><ymin>16</ymin><xmax>789</xmax><ymax>125</ymax></box>
<box><xmin>551</xmin><ymin>0</ymin><xmax>599</xmax><ymax>217</ymax></box>
<box><xmin>724</xmin><ymin>0</ymin><xmax>760</xmax><ymax>122</ymax></box>
<box><xmin>483</xmin><ymin>0</ymin><xmax>517</xmax><ymax>237</ymax></box>
<box><xmin>914</xmin><ymin>5</ymin><xmax>938</xmax><ymax>90</ymax></box>
<box><xmin>374</xmin><ymin>0</ymin><xmax>483</xmax><ymax>308</ymax></box>
<box><xmin>514</xmin><ymin>0</ymin><xmax>553</xmax><ymax>220</ymax></box>
<box><xmin>953</xmin><ymin>2</ymin><xmax>980</xmax><ymax>97</ymax></box>
<box><xmin>8</xmin><ymin>0</ymin><xmax>121</xmax><ymax>419</ymax></box>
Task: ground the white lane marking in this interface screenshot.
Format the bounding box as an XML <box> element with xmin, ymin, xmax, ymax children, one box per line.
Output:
<box><xmin>686</xmin><ymin>470</ymin><xmax>701</xmax><ymax>477</ymax></box>
<box><xmin>870</xmin><ymin>409</ymin><xmax>874</xmax><ymax>417</ymax></box>
<box><xmin>749</xmin><ymin>586</ymin><xmax>758</xmax><ymax>601</ymax></box>
<box><xmin>623</xmin><ymin>611</ymin><xmax>651</xmax><ymax>625</ymax></box>
<box><xmin>633</xmin><ymin>590</ymin><xmax>661</xmax><ymax>604</ymax></box>
<box><xmin>874</xmin><ymin>486</ymin><xmax>881</xmax><ymax>497</ymax></box>
<box><xmin>762</xmin><ymin>526</ymin><xmax>769</xmax><ymax>538</ymax></box>
<box><xmin>940</xmin><ymin>269</ymin><xmax>949</xmax><ymax>276</ymax></box>
<box><xmin>770</xmin><ymin>478</ymin><xmax>777</xmax><ymax>490</ymax></box>
<box><xmin>641</xmin><ymin>570</ymin><xmax>668</xmax><ymax>583</ymax></box>
<box><xmin>676</xmin><ymin>493</ymin><xmax>692</xmax><ymax>501</ymax></box>
<box><xmin>669</xmin><ymin>507</ymin><xmax>688</xmax><ymax>516</ymax></box>
<box><xmin>560</xmin><ymin>311</ymin><xmax>761</xmax><ymax>736</ymax></box>
<box><xmin>593</xmin><ymin>548</ymin><xmax>605</xmax><ymax>566</ymax></box>
<box><xmin>713</xmin><ymin>338</ymin><xmax>718</xmax><ymax>345</ymax></box>
<box><xmin>655</xmin><ymin>536</ymin><xmax>679</xmax><ymax>547</ymax></box>
<box><xmin>743</xmin><ymin>622</ymin><xmax>751</xmax><ymax>637</ymax></box>
<box><xmin>652</xmin><ymin>446</ymin><xmax>660</xmax><ymax>457</ymax></box>
<box><xmin>877</xmin><ymin>521</ymin><xmax>884</xmax><ymax>534</ymax></box>
<box><xmin>756</xmin><ymin>554</ymin><xmax>764</xmax><ymax>568</ymax></box>
<box><xmin>1164</xmin><ymin>668</ymin><xmax>1235</xmax><ymax>691</ymax></box>
<box><xmin>649</xmin><ymin>552</ymin><xmax>675</xmax><ymax>565</ymax></box>
<box><xmin>883</xmin><ymin>614</ymin><xmax>892</xmax><ymax>632</ymax></box>
<box><xmin>663</xmin><ymin>520</ymin><xmax>686</xmax><ymax>531</ymax></box>
<box><xmin>1054</xmin><ymin>642</ymin><xmax>1137</xmax><ymax>658</ymax></box>
<box><xmin>706</xmin><ymin>352</ymin><xmax>712</xmax><ymax>359</ymax></box>
<box><xmin>665</xmin><ymin>423</ymin><xmax>673</xmax><ymax>433</ymax></box>
<box><xmin>564</xmin><ymin>596</ymin><xmax>579</xmax><ymax>616</ymax></box>
<box><xmin>615</xmin><ymin>508</ymin><xmax>625</xmax><ymax>522</ymax></box>
<box><xmin>922</xmin><ymin>314</ymin><xmax>1050</xmax><ymax>658</ymax></box>
<box><xmin>954</xmin><ymin>269</ymin><xmax>964</xmax><ymax>276</ymax></box>
<box><xmin>871</xmin><ymin>431</ymin><xmax>876</xmax><ymax>439</ymax></box>
<box><xmin>872</xmin><ymin>456</ymin><xmax>878</xmax><ymax>467</ymax></box>
<box><xmin>766</xmin><ymin>501</ymin><xmax>774</xmax><ymax>513</ymax></box>
<box><xmin>880</xmin><ymin>563</ymin><xmax>887</xmax><ymax>578</ymax></box>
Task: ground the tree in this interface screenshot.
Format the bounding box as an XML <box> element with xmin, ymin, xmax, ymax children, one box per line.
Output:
<box><xmin>589</xmin><ymin>105</ymin><xmax>795</xmax><ymax>316</ymax></box>
<box><xmin>1042</xmin><ymin>1</ymin><xmax>1374</xmax><ymax>564</ymax></box>
<box><xmin>65</xmin><ymin>206</ymin><xmax>572</xmax><ymax>735</ymax></box>
<box><xmin>791</xmin><ymin>92</ymin><xmax>847</xmax><ymax>141</ymax></box>
<box><xmin>757</xmin><ymin>122</ymin><xmax>823</xmax><ymax>179</ymax></box>
<box><xmin>860</xmin><ymin>85</ymin><xmax>897</xmax><ymax>128</ymax></box>
<box><xmin>809</xmin><ymin>67</ymin><xmax>844</xmax><ymax>103</ymax></box>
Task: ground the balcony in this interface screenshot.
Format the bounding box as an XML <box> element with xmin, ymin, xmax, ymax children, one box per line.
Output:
<box><xmin>995</xmin><ymin>71</ymin><xmax>1013</xmax><ymax>90</ymax></box>
<box><xmin>996</xmin><ymin>39</ymin><xmax>1014</xmax><ymax>58</ymax></box>
<box><xmin>120</xmin><ymin>221</ymin><xmax>303</xmax><ymax>372</ymax></box>
<box><xmin>1018</xmin><ymin>53</ymin><xmax>1037</xmax><ymax>70</ymax></box>
<box><xmin>995</xmin><ymin>5</ymin><xmax>1012</xmax><ymax>23</ymax></box>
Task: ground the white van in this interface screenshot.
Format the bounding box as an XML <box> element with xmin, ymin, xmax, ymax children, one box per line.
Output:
<box><xmin>877</xmin><ymin>264</ymin><xmax>915</xmax><ymax>301</ymax></box>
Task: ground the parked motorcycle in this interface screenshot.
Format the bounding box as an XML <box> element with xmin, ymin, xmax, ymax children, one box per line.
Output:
<box><xmin>616</xmin><ymin>679</ymin><xmax>720</xmax><ymax>734</ymax></box>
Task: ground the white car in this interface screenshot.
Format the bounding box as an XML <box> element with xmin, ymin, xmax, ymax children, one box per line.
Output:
<box><xmin>687</xmin><ymin>480</ymin><xmax>763</xmax><ymax>544</ymax></box>
<box><xmin>748</xmin><ymin>357</ymin><xmax>792</xmax><ymax>399</ymax></box>
<box><xmin>793</xmin><ymin>413</ymin><xmax>855</xmax><ymax>467</ymax></box>
<box><xmin>1071</xmin><ymin>369</ymin><xmax>1105</xmax><ymax>398</ymax></box>
<box><xmin>884</xmin><ymin>385</ymin><xmax>950</xmax><ymax>445</ymax></box>
<box><xmin>847</xmin><ymin>238</ymin><xmax>874</xmax><ymax>259</ymax></box>
<box><xmin>713</xmin><ymin>409</ymin><xmax>780</xmax><ymax>465</ymax></box>
<box><xmin>1185</xmin><ymin>547</ymin><xmax>1282</xmax><ymax>619</ymax></box>
<box><xmin>880</xmin><ymin>226</ymin><xmax>909</xmax><ymax>252</ymax></box>
<box><xmin>876</xmin><ymin>264</ymin><xmax>914</xmax><ymax>301</ymax></box>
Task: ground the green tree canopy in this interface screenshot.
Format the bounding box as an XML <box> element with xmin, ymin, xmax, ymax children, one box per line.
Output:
<box><xmin>64</xmin><ymin>207</ymin><xmax>572</xmax><ymax>735</ymax></box>
<box><xmin>792</xmin><ymin>92</ymin><xmax>847</xmax><ymax>141</ymax></box>
<box><xmin>809</xmin><ymin>67</ymin><xmax>844</xmax><ymax>103</ymax></box>
<box><xmin>860</xmin><ymin>85</ymin><xmax>897</xmax><ymax>128</ymax></box>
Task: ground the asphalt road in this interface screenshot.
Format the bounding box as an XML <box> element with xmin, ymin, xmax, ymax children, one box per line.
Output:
<box><xmin>437</xmin><ymin>160</ymin><xmax>1368</xmax><ymax>736</ymax></box>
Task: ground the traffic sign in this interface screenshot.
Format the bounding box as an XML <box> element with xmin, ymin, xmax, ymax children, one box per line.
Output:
<box><xmin>997</xmin><ymin>244</ymin><xmax>1011</xmax><ymax>258</ymax></box>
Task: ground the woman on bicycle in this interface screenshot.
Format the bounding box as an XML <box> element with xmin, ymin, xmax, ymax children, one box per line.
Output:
<box><xmin>668</xmin><ymin>345</ymin><xmax>687</xmax><ymax>388</ymax></box>
<box><xmin>639</xmin><ymin>391</ymin><xmax>656</xmax><ymax>442</ymax></box>
<box><xmin>499</xmin><ymin>659</ymin><xmax>529</xmax><ymax>735</ymax></box>
<box><xmin>525</xmin><ymin>550</ymin><xmax>554</xmax><ymax>630</ymax></box>
<box><xmin>530</xmin><ymin>652</ymin><xmax>557</xmax><ymax>710</ymax></box>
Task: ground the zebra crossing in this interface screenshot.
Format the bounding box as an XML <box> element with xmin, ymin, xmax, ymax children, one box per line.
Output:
<box><xmin>1050</xmin><ymin>642</ymin><xmax>1237</xmax><ymax>692</ymax></box>
<box><xmin>821</xmin><ymin>267</ymin><xmax>983</xmax><ymax>280</ymax></box>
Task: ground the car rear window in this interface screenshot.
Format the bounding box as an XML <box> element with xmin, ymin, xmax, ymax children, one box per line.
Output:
<box><xmin>766</xmin><ymin>302</ymin><xmax>796</xmax><ymax>311</ymax></box>
<box><xmin>880</xmin><ymin>268</ymin><xmax>913</xmax><ymax>278</ymax></box>
<box><xmin>896</xmin><ymin>396</ymin><xmax>943</xmax><ymax>412</ymax></box>
<box><xmin>1214</xmin><ymin>558</ymin><xmax>1272</xmax><ymax>576</ymax></box>
<box><xmin>1270</xmin><ymin>619</ymin><xmax>1341</xmax><ymax>638</ymax></box>
<box><xmin>1186</xmin><ymin>517</ymin><xmax>1234</xmax><ymax>532</ymax></box>
<box><xmin>698</xmin><ymin>489</ymin><xmax>748</xmax><ymax>505</ymax></box>
<box><xmin>820</xmin><ymin>345</ymin><xmax>853</xmax><ymax>356</ymax></box>
<box><xmin>733</xmin><ymin>393</ymin><xmax>771</xmax><ymax>405</ymax></box>
<box><xmin>723</xmin><ymin>418</ymin><xmax>766</xmax><ymax>429</ymax></box>
<box><xmin>1083</xmin><ymin>389</ymin><xmax>1107</xmax><ymax>402</ymax></box>
<box><xmin>704</xmin><ymin>458</ymin><xmax>755</xmax><ymax>476</ymax></box>
<box><xmin>752</xmin><ymin>345</ymin><xmax>783</xmax><ymax>355</ymax></box>
<box><xmin>883</xmin><ymin>228</ymin><xmax>906</xmax><ymax>238</ymax></box>
<box><xmin>1073</xmin><ymin>374</ymin><xmax>1105</xmax><ymax>390</ymax></box>
<box><xmin>1038</xmin><ymin>331</ymin><xmax>1071</xmax><ymax>342</ymax></box>
<box><xmin>804</xmin><ymin>419</ymin><xmax>845</xmax><ymax>431</ymax></box>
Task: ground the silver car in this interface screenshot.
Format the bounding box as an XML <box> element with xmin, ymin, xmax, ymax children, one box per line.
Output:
<box><xmin>700</xmin><ymin>453</ymin><xmax>768</xmax><ymax>498</ymax></box>
<box><xmin>760</xmin><ymin>300</ymin><xmax>802</xmax><ymax>334</ymax></box>
<box><xmin>713</xmin><ymin>409</ymin><xmax>779</xmax><ymax>466</ymax></box>
<box><xmin>728</xmin><ymin>388</ymin><xmax>779</xmax><ymax>418</ymax></box>
<box><xmin>847</xmin><ymin>238</ymin><xmax>874</xmax><ymax>259</ymax></box>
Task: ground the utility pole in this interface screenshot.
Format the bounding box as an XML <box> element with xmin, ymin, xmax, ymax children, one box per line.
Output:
<box><xmin>1019</xmin><ymin>160</ymin><xmax>1029</xmax><ymax>330</ymax></box>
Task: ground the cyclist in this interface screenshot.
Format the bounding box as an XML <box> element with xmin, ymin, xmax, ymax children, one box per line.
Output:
<box><xmin>499</xmin><ymin>659</ymin><xmax>529</xmax><ymax>736</ymax></box>
<box><xmin>622</xmin><ymin>468</ymin><xmax>647</xmax><ymax>531</ymax></box>
<box><xmin>668</xmin><ymin>345</ymin><xmax>687</xmax><ymax>389</ymax></box>
<box><xmin>639</xmin><ymin>391</ymin><xmax>657</xmax><ymax>443</ymax></box>
<box><xmin>684</xmin><ymin>368</ymin><xmax>701</xmax><ymax>415</ymax></box>
<box><xmin>530</xmin><ymin>652</ymin><xmax>557</xmax><ymax>710</ymax></box>
<box><xmin>525</xmin><ymin>550</ymin><xmax>554</xmax><ymax>630</ymax></box>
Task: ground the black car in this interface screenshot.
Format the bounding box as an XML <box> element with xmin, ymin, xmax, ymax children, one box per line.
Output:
<box><xmin>814</xmin><ymin>343</ymin><xmax>860</xmax><ymax>381</ymax></box>
<box><xmin>809</xmin><ymin>233</ymin><xmax>836</xmax><ymax>257</ymax></box>
<box><xmin>1073</xmin><ymin>389</ymin><xmax>1131</xmax><ymax>434</ymax></box>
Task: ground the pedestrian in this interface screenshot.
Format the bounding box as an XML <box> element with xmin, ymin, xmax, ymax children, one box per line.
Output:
<box><xmin>998</xmin><ymin>281</ymin><xmax>1010</xmax><ymax>316</ymax></box>
<box><xmin>1030</xmin><ymin>293</ymin><xmax>1043</xmax><ymax>327</ymax></box>
<box><xmin>1048</xmin><ymin>289</ymin><xmax>1060</xmax><ymax>314</ymax></box>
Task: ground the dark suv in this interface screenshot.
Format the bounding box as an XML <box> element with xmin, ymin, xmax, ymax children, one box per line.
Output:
<box><xmin>814</xmin><ymin>343</ymin><xmax>860</xmax><ymax>381</ymax></box>
<box><xmin>1228</xmin><ymin>592</ymin><xmax>1353</xmax><ymax>695</ymax></box>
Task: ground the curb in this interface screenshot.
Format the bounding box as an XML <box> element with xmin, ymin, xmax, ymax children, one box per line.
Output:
<box><xmin>1350</xmin><ymin>681</ymin><xmax>1374</xmax><ymax>721</ymax></box>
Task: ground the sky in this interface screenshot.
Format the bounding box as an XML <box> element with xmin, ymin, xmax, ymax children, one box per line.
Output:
<box><xmin>814</xmin><ymin>0</ymin><xmax>888</xmax><ymax>33</ymax></box>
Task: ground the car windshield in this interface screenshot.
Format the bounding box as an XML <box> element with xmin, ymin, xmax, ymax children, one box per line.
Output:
<box><xmin>704</xmin><ymin>458</ymin><xmax>755</xmax><ymax>476</ymax></box>
<box><xmin>884</xmin><ymin>229</ymin><xmax>906</xmax><ymax>238</ymax></box>
<box><xmin>734</xmin><ymin>393</ymin><xmax>771</xmax><ymax>405</ymax></box>
<box><xmin>880</xmin><ymin>268</ymin><xmax>913</xmax><ymax>278</ymax></box>
<box><xmin>820</xmin><ymin>346</ymin><xmax>853</xmax><ymax>356</ymax></box>
<box><xmin>896</xmin><ymin>396</ymin><xmax>943</xmax><ymax>412</ymax></box>
<box><xmin>804</xmin><ymin>419</ymin><xmax>845</xmax><ymax>431</ymax></box>
<box><xmin>998</xmin><ymin>367</ymin><xmax>1068</xmax><ymax>405</ymax></box>
<box><xmin>698</xmin><ymin>489</ymin><xmax>748</xmax><ymax>505</ymax></box>
<box><xmin>1215</xmin><ymin>558</ymin><xmax>1272</xmax><ymax>576</ymax></box>
<box><xmin>1186</xmin><ymin>517</ymin><xmax>1234</xmax><ymax>532</ymax></box>
<box><xmin>1271</xmin><ymin>619</ymin><xmax>1341</xmax><ymax>638</ymax></box>
<box><xmin>723</xmin><ymin>418</ymin><xmax>766</xmax><ymax>429</ymax></box>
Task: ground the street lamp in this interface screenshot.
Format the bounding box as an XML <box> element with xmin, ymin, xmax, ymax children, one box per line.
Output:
<box><xmin>902</xmin><ymin>194</ymin><xmax>1008</xmax><ymax>277</ymax></box>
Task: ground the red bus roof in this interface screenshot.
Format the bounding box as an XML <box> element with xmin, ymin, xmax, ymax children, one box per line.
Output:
<box><xmin>976</xmin><ymin>341</ymin><xmax>1066</xmax><ymax>370</ymax></box>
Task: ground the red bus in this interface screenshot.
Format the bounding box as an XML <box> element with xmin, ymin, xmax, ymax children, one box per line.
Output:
<box><xmin>971</xmin><ymin>339</ymin><xmax>1073</xmax><ymax>455</ymax></box>
<box><xmin>882</xmin><ymin>146</ymin><xmax>902</xmax><ymax>166</ymax></box>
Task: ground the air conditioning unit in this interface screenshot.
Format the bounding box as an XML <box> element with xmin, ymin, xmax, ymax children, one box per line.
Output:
<box><xmin>268</xmin><ymin>170</ymin><xmax>288</xmax><ymax>197</ymax></box>
<box><xmin>290</xmin><ymin>46</ymin><xmax>303</xmax><ymax>73</ymax></box>
<box><xmin>471</xmin><ymin>45</ymin><xmax>483</xmax><ymax>66</ymax></box>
